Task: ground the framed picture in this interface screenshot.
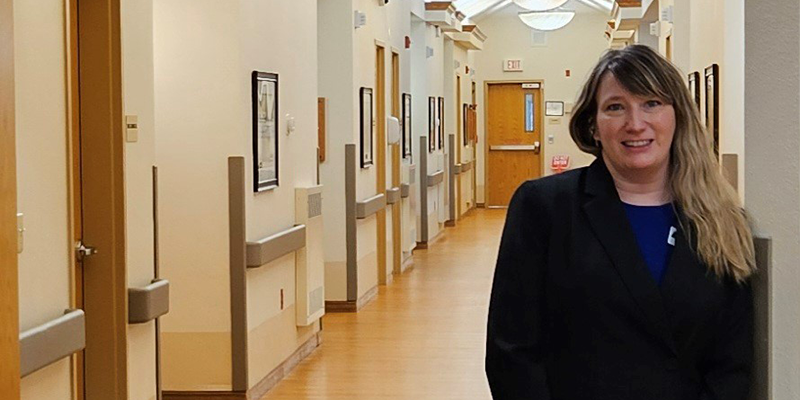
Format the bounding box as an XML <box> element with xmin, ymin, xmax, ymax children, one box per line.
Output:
<box><xmin>360</xmin><ymin>87</ymin><xmax>374</xmax><ymax>168</ymax></box>
<box><xmin>545</xmin><ymin>101</ymin><xmax>564</xmax><ymax>116</ymax></box>
<box><xmin>402</xmin><ymin>93</ymin><xmax>412</xmax><ymax>160</ymax></box>
<box><xmin>688</xmin><ymin>71</ymin><xmax>701</xmax><ymax>111</ymax></box>
<box><xmin>252</xmin><ymin>71</ymin><xmax>278</xmax><ymax>192</ymax></box>
<box><xmin>462</xmin><ymin>103</ymin><xmax>469</xmax><ymax>146</ymax></box>
<box><xmin>704</xmin><ymin>64</ymin><xmax>720</xmax><ymax>157</ymax></box>
<box><xmin>428</xmin><ymin>96</ymin><xmax>436</xmax><ymax>153</ymax></box>
<box><xmin>438</xmin><ymin>97</ymin><xmax>445</xmax><ymax>150</ymax></box>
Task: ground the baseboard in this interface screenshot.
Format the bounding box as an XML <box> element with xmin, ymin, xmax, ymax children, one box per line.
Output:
<box><xmin>445</xmin><ymin>220</ymin><xmax>456</xmax><ymax>227</ymax></box>
<box><xmin>476</xmin><ymin>202</ymin><xmax>485</xmax><ymax>208</ymax></box>
<box><xmin>164</xmin><ymin>332</ymin><xmax>323</xmax><ymax>400</ymax></box>
<box><xmin>247</xmin><ymin>332</ymin><xmax>322</xmax><ymax>400</ymax></box>
<box><xmin>399</xmin><ymin>256</ymin><xmax>414</xmax><ymax>273</ymax></box>
<box><xmin>415</xmin><ymin>241</ymin><xmax>428</xmax><ymax>250</ymax></box>
<box><xmin>164</xmin><ymin>391</ymin><xmax>245</xmax><ymax>400</ymax></box>
<box><xmin>325</xmin><ymin>285</ymin><xmax>378</xmax><ymax>313</ymax></box>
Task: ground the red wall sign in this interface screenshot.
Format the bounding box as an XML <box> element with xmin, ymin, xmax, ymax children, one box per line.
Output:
<box><xmin>551</xmin><ymin>155</ymin><xmax>570</xmax><ymax>173</ymax></box>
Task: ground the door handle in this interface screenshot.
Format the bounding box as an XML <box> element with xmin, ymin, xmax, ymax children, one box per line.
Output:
<box><xmin>534</xmin><ymin>141</ymin><xmax>541</xmax><ymax>154</ymax></box>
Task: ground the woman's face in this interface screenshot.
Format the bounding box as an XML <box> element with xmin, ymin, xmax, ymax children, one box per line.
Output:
<box><xmin>594</xmin><ymin>72</ymin><xmax>675</xmax><ymax>178</ymax></box>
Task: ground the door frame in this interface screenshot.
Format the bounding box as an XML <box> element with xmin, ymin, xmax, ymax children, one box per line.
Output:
<box><xmin>483</xmin><ymin>80</ymin><xmax>546</xmax><ymax>208</ymax></box>
<box><xmin>1</xmin><ymin>0</ymin><xmax>21</xmax><ymax>397</ymax></box>
<box><xmin>376</xmin><ymin>43</ymin><xmax>388</xmax><ymax>284</ymax></box>
<box><xmin>71</xmin><ymin>1</ymin><xmax>129</xmax><ymax>399</ymax></box>
<box><xmin>390</xmin><ymin>50</ymin><xmax>402</xmax><ymax>275</ymax></box>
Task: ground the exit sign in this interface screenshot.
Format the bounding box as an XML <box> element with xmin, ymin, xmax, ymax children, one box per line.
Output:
<box><xmin>504</xmin><ymin>59</ymin><xmax>523</xmax><ymax>72</ymax></box>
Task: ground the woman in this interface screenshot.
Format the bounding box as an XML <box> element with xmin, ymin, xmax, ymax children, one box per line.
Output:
<box><xmin>485</xmin><ymin>45</ymin><xmax>755</xmax><ymax>400</ymax></box>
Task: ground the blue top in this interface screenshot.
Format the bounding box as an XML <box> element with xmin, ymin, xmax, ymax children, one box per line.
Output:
<box><xmin>622</xmin><ymin>203</ymin><xmax>677</xmax><ymax>286</ymax></box>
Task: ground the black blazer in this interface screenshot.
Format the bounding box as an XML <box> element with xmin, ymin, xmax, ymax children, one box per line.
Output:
<box><xmin>486</xmin><ymin>159</ymin><xmax>753</xmax><ymax>400</ymax></box>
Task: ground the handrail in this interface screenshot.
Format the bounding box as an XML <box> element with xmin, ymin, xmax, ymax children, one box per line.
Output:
<box><xmin>129</xmin><ymin>279</ymin><xmax>170</xmax><ymax>324</ymax></box>
<box><xmin>461</xmin><ymin>160</ymin><xmax>473</xmax><ymax>172</ymax></box>
<box><xmin>20</xmin><ymin>309</ymin><xmax>85</xmax><ymax>377</ymax></box>
<box><xmin>400</xmin><ymin>183</ymin><xmax>410</xmax><ymax>198</ymax></box>
<box><xmin>356</xmin><ymin>193</ymin><xmax>386</xmax><ymax>219</ymax></box>
<box><xmin>427</xmin><ymin>170</ymin><xmax>444</xmax><ymax>187</ymax></box>
<box><xmin>385</xmin><ymin>187</ymin><xmax>401</xmax><ymax>204</ymax></box>
<box><xmin>246</xmin><ymin>225</ymin><xmax>307</xmax><ymax>268</ymax></box>
<box><xmin>454</xmin><ymin>163</ymin><xmax>463</xmax><ymax>175</ymax></box>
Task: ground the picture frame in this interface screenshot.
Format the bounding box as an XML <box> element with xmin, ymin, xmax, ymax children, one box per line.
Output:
<box><xmin>428</xmin><ymin>96</ymin><xmax>436</xmax><ymax>153</ymax></box>
<box><xmin>402</xmin><ymin>93</ymin><xmax>412</xmax><ymax>160</ymax></box>
<box><xmin>704</xmin><ymin>64</ymin><xmax>720</xmax><ymax>157</ymax></box>
<box><xmin>438</xmin><ymin>97</ymin><xmax>445</xmax><ymax>150</ymax></box>
<box><xmin>360</xmin><ymin>87</ymin><xmax>374</xmax><ymax>168</ymax></box>
<box><xmin>545</xmin><ymin>101</ymin><xmax>564</xmax><ymax>116</ymax></box>
<box><xmin>252</xmin><ymin>71</ymin><xmax>279</xmax><ymax>192</ymax></box>
<box><xmin>462</xmin><ymin>103</ymin><xmax>469</xmax><ymax>146</ymax></box>
<box><xmin>688</xmin><ymin>71</ymin><xmax>701</xmax><ymax>111</ymax></box>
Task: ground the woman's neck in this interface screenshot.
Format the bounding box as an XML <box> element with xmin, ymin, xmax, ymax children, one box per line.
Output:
<box><xmin>603</xmin><ymin>158</ymin><xmax>671</xmax><ymax>206</ymax></box>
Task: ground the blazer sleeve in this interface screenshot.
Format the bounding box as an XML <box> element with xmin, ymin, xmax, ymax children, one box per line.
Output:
<box><xmin>699</xmin><ymin>282</ymin><xmax>754</xmax><ymax>400</ymax></box>
<box><xmin>486</xmin><ymin>182</ymin><xmax>551</xmax><ymax>400</ymax></box>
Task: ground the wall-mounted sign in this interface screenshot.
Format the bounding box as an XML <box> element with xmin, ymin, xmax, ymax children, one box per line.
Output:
<box><xmin>545</xmin><ymin>101</ymin><xmax>564</xmax><ymax>116</ymax></box>
<box><xmin>521</xmin><ymin>83</ymin><xmax>540</xmax><ymax>89</ymax></box>
<box><xmin>551</xmin><ymin>155</ymin><xmax>570</xmax><ymax>173</ymax></box>
<box><xmin>504</xmin><ymin>59</ymin><xmax>523</xmax><ymax>72</ymax></box>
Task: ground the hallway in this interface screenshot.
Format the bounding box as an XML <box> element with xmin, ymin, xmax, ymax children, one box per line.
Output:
<box><xmin>262</xmin><ymin>210</ymin><xmax>506</xmax><ymax>400</ymax></box>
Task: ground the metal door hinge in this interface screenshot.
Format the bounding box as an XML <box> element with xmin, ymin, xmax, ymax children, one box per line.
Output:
<box><xmin>75</xmin><ymin>241</ymin><xmax>97</xmax><ymax>261</ymax></box>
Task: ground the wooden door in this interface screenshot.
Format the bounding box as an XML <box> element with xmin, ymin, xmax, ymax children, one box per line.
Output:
<box><xmin>486</xmin><ymin>82</ymin><xmax>542</xmax><ymax>207</ymax></box>
<box><xmin>0</xmin><ymin>0</ymin><xmax>21</xmax><ymax>397</ymax></box>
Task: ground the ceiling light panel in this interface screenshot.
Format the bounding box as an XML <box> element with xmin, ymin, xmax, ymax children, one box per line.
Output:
<box><xmin>518</xmin><ymin>11</ymin><xmax>576</xmax><ymax>31</ymax></box>
<box><xmin>513</xmin><ymin>0</ymin><xmax>568</xmax><ymax>11</ymax></box>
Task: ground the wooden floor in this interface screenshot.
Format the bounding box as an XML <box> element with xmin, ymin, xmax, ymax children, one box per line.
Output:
<box><xmin>260</xmin><ymin>209</ymin><xmax>507</xmax><ymax>400</ymax></box>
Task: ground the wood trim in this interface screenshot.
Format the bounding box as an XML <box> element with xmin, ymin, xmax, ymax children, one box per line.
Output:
<box><xmin>66</xmin><ymin>0</ymin><xmax>85</xmax><ymax>397</ymax></box>
<box><xmin>317</xmin><ymin>98</ymin><xmax>326</xmax><ymax>162</ymax></box>
<box><xmin>616</xmin><ymin>0</ymin><xmax>642</xmax><ymax>7</ymax></box>
<box><xmin>78</xmin><ymin>0</ymin><xmax>129</xmax><ymax>398</ymax></box>
<box><xmin>0</xmin><ymin>0</ymin><xmax>20</xmax><ymax>396</ymax></box>
<box><xmin>425</xmin><ymin>2</ymin><xmax>453</xmax><ymax>11</ymax></box>
<box><xmin>391</xmin><ymin>144</ymin><xmax>401</xmax><ymax>275</ymax></box>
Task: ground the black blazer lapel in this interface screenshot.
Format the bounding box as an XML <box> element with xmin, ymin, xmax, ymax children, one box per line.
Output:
<box><xmin>581</xmin><ymin>159</ymin><xmax>678</xmax><ymax>355</ymax></box>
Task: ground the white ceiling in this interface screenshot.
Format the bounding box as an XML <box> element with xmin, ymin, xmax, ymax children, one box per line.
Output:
<box><xmin>451</xmin><ymin>0</ymin><xmax>613</xmax><ymax>22</ymax></box>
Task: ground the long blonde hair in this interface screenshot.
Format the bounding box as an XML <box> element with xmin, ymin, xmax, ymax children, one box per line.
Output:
<box><xmin>570</xmin><ymin>45</ymin><xmax>755</xmax><ymax>282</ymax></box>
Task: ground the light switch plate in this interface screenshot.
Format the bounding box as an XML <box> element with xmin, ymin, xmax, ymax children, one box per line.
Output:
<box><xmin>126</xmin><ymin>115</ymin><xmax>139</xmax><ymax>143</ymax></box>
<box><xmin>16</xmin><ymin>213</ymin><xmax>24</xmax><ymax>254</ymax></box>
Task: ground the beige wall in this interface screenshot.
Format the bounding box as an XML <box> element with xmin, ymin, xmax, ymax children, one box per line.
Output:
<box><xmin>744</xmin><ymin>0</ymin><xmax>800</xmax><ymax>396</ymax></box>
<box><xmin>473</xmin><ymin>3</ymin><xmax>607</xmax><ymax>203</ymax></box>
<box><xmin>155</xmin><ymin>0</ymin><xmax>321</xmax><ymax>391</ymax></box>
<box><xmin>121</xmin><ymin>0</ymin><xmax>158</xmax><ymax>398</ymax></box>
<box><xmin>670</xmin><ymin>0</ymin><xmax>745</xmax><ymax>199</ymax></box>
<box><xmin>14</xmin><ymin>0</ymin><xmax>74</xmax><ymax>399</ymax></box>
<box><xmin>320</xmin><ymin>0</ymin><xmax>421</xmax><ymax>300</ymax></box>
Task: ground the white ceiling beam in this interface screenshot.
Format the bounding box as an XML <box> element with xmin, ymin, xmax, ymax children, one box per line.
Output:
<box><xmin>472</xmin><ymin>0</ymin><xmax>511</xmax><ymax>20</ymax></box>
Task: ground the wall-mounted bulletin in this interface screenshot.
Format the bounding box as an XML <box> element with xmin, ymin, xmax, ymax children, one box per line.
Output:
<box><xmin>402</xmin><ymin>93</ymin><xmax>412</xmax><ymax>160</ymax></box>
<box><xmin>437</xmin><ymin>97</ymin><xmax>445</xmax><ymax>150</ymax></box>
<box><xmin>360</xmin><ymin>87</ymin><xmax>374</xmax><ymax>168</ymax></box>
<box><xmin>688</xmin><ymin>71</ymin><xmax>701</xmax><ymax>111</ymax></box>
<box><xmin>428</xmin><ymin>96</ymin><xmax>436</xmax><ymax>153</ymax></box>
<box><xmin>252</xmin><ymin>71</ymin><xmax>279</xmax><ymax>192</ymax></box>
<box><xmin>704</xmin><ymin>64</ymin><xmax>720</xmax><ymax>157</ymax></box>
<box><xmin>462</xmin><ymin>103</ymin><xmax>470</xmax><ymax>146</ymax></box>
<box><xmin>545</xmin><ymin>101</ymin><xmax>564</xmax><ymax>117</ymax></box>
